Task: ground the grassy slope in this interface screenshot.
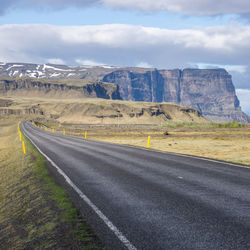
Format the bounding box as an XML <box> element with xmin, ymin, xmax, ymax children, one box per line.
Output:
<box><xmin>0</xmin><ymin>117</ymin><xmax>104</xmax><ymax>249</ymax></box>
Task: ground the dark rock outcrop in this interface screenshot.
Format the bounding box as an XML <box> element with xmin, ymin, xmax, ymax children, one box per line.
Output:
<box><xmin>0</xmin><ymin>78</ymin><xmax>121</xmax><ymax>100</ymax></box>
<box><xmin>0</xmin><ymin>106</ymin><xmax>44</xmax><ymax>116</ymax></box>
<box><xmin>179</xmin><ymin>69</ymin><xmax>248</xmax><ymax>123</ymax></box>
<box><xmin>103</xmin><ymin>68</ymin><xmax>249</xmax><ymax>123</ymax></box>
<box><xmin>103</xmin><ymin>69</ymin><xmax>165</xmax><ymax>102</ymax></box>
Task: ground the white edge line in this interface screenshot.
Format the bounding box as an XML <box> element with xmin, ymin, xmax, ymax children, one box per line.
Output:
<box><xmin>172</xmin><ymin>153</ymin><xmax>250</xmax><ymax>169</ymax></box>
<box><xmin>30</xmin><ymin>123</ymin><xmax>250</xmax><ymax>170</ymax></box>
<box><xmin>37</xmin><ymin>126</ymin><xmax>250</xmax><ymax>170</ymax></box>
<box><xmin>85</xmin><ymin>137</ymin><xmax>250</xmax><ymax>170</ymax></box>
<box><xmin>21</xmin><ymin>123</ymin><xmax>137</xmax><ymax>250</ymax></box>
<box><xmin>115</xmin><ymin>143</ymin><xmax>250</xmax><ymax>170</ymax></box>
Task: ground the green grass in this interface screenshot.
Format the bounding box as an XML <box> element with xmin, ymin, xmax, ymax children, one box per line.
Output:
<box><xmin>0</xmin><ymin>124</ymin><xmax>103</xmax><ymax>249</ymax></box>
<box><xmin>20</xmin><ymin>129</ymin><xmax>104</xmax><ymax>249</ymax></box>
<box><xmin>216</xmin><ymin>120</ymin><xmax>246</xmax><ymax>128</ymax></box>
<box><xmin>162</xmin><ymin>120</ymin><xmax>246</xmax><ymax>129</ymax></box>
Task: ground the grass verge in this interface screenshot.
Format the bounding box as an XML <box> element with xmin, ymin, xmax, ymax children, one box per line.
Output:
<box><xmin>0</xmin><ymin>117</ymin><xmax>104</xmax><ymax>249</ymax></box>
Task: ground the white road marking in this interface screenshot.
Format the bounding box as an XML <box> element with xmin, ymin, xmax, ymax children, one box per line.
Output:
<box><xmin>174</xmin><ymin>153</ymin><xmax>250</xmax><ymax>169</ymax></box>
<box><xmin>123</xmin><ymin>144</ymin><xmax>250</xmax><ymax>170</ymax></box>
<box><xmin>30</xmin><ymin>123</ymin><xmax>250</xmax><ymax>170</ymax></box>
<box><xmin>22</xmin><ymin>123</ymin><xmax>137</xmax><ymax>250</ymax></box>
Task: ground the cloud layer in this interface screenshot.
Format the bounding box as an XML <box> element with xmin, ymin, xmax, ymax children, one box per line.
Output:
<box><xmin>0</xmin><ymin>0</ymin><xmax>250</xmax><ymax>16</ymax></box>
<box><xmin>0</xmin><ymin>0</ymin><xmax>95</xmax><ymax>15</ymax></box>
<box><xmin>102</xmin><ymin>0</ymin><xmax>250</xmax><ymax>15</ymax></box>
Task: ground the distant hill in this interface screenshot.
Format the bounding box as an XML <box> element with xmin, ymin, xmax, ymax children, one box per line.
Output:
<box><xmin>0</xmin><ymin>97</ymin><xmax>208</xmax><ymax>125</ymax></box>
<box><xmin>0</xmin><ymin>62</ymin><xmax>249</xmax><ymax>123</ymax></box>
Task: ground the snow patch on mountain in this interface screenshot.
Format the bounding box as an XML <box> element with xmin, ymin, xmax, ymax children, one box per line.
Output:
<box><xmin>6</xmin><ymin>64</ymin><xmax>24</xmax><ymax>71</ymax></box>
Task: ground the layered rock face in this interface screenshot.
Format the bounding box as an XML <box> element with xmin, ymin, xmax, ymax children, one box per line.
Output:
<box><xmin>0</xmin><ymin>78</ymin><xmax>121</xmax><ymax>100</ymax></box>
<box><xmin>103</xmin><ymin>69</ymin><xmax>165</xmax><ymax>102</ymax></box>
<box><xmin>103</xmin><ymin>68</ymin><xmax>249</xmax><ymax>123</ymax></box>
<box><xmin>179</xmin><ymin>69</ymin><xmax>247</xmax><ymax>122</ymax></box>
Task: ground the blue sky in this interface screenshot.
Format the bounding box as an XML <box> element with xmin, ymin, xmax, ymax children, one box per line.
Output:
<box><xmin>0</xmin><ymin>7</ymin><xmax>237</xmax><ymax>29</ymax></box>
<box><xmin>0</xmin><ymin>0</ymin><xmax>249</xmax><ymax>115</ymax></box>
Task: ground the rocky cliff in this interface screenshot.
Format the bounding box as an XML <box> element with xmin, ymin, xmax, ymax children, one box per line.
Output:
<box><xmin>0</xmin><ymin>62</ymin><xmax>248</xmax><ymax>122</ymax></box>
<box><xmin>103</xmin><ymin>68</ymin><xmax>249</xmax><ymax>123</ymax></box>
<box><xmin>0</xmin><ymin>78</ymin><xmax>121</xmax><ymax>100</ymax></box>
<box><xmin>178</xmin><ymin>69</ymin><xmax>247</xmax><ymax>123</ymax></box>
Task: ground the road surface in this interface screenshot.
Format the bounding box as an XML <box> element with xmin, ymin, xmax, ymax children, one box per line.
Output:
<box><xmin>21</xmin><ymin>121</ymin><xmax>250</xmax><ymax>250</ymax></box>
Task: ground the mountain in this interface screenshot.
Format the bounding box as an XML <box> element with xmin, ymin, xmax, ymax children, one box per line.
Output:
<box><xmin>0</xmin><ymin>62</ymin><xmax>249</xmax><ymax>123</ymax></box>
<box><xmin>103</xmin><ymin>68</ymin><xmax>249</xmax><ymax>123</ymax></box>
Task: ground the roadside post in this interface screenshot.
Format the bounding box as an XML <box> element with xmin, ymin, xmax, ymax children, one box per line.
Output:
<box><xmin>22</xmin><ymin>141</ymin><xmax>26</xmax><ymax>154</ymax></box>
<box><xmin>147</xmin><ymin>136</ymin><xmax>151</xmax><ymax>148</ymax></box>
<box><xmin>19</xmin><ymin>131</ymin><xmax>22</xmax><ymax>141</ymax></box>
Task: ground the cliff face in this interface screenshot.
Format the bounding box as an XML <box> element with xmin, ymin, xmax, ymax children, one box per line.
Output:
<box><xmin>0</xmin><ymin>62</ymin><xmax>248</xmax><ymax>122</ymax></box>
<box><xmin>103</xmin><ymin>68</ymin><xmax>249</xmax><ymax>123</ymax></box>
<box><xmin>0</xmin><ymin>78</ymin><xmax>121</xmax><ymax>100</ymax></box>
<box><xmin>178</xmin><ymin>69</ymin><xmax>247</xmax><ymax>122</ymax></box>
<box><xmin>103</xmin><ymin>69</ymin><xmax>165</xmax><ymax>102</ymax></box>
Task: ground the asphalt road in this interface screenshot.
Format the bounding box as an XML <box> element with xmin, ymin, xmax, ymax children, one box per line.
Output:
<box><xmin>21</xmin><ymin>121</ymin><xmax>250</xmax><ymax>250</ymax></box>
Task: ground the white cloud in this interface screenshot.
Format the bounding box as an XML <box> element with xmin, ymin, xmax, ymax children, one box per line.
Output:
<box><xmin>44</xmin><ymin>24</ymin><xmax>250</xmax><ymax>52</ymax></box>
<box><xmin>236</xmin><ymin>89</ymin><xmax>250</xmax><ymax>115</ymax></box>
<box><xmin>0</xmin><ymin>23</ymin><xmax>250</xmax><ymax>89</ymax></box>
<box><xmin>102</xmin><ymin>0</ymin><xmax>250</xmax><ymax>15</ymax></box>
<box><xmin>76</xmin><ymin>58</ymin><xmax>104</xmax><ymax>66</ymax></box>
<box><xmin>136</xmin><ymin>62</ymin><xmax>153</xmax><ymax>68</ymax></box>
<box><xmin>195</xmin><ymin>63</ymin><xmax>247</xmax><ymax>74</ymax></box>
<box><xmin>225</xmin><ymin>65</ymin><xmax>248</xmax><ymax>74</ymax></box>
<box><xmin>47</xmin><ymin>58</ymin><xmax>65</xmax><ymax>65</ymax></box>
<box><xmin>1</xmin><ymin>0</ymin><xmax>250</xmax><ymax>16</ymax></box>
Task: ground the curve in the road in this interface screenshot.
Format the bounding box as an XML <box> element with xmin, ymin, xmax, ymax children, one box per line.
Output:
<box><xmin>21</xmin><ymin>121</ymin><xmax>250</xmax><ymax>250</ymax></box>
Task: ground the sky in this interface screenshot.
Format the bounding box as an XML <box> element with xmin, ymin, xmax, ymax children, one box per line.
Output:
<box><xmin>0</xmin><ymin>0</ymin><xmax>249</xmax><ymax>115</ymax></box>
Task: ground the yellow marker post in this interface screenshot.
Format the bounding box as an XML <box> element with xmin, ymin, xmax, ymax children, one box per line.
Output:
<box><xmin>52</xmin><ymin>128</ymin><xmax>54</xmax><ymax>133</ymax></box>
<box><xmin>63</xmin><ymin>130</ymin><xmax>65</xmax><ymax>135</ymax></box>
<box><xmin>147</xmin><ymin>136</ymin><xmax>151</xmax><ymax>148</ymax></box>
<box><xmin>85</xmin><ymin>131</ymin><xmax>87</xmax><ymax>139</ymax></box>
<box><xmin>22</xmin><ymin>141</ymin><xmax>26</xmax><ymax>154</ymax></box>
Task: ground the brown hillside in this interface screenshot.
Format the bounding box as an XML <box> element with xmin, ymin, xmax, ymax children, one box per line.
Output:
<box><xmin>0</xmin><ymin>97</ymin><xmax>208</xmax><ymax>125</ymax></box>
